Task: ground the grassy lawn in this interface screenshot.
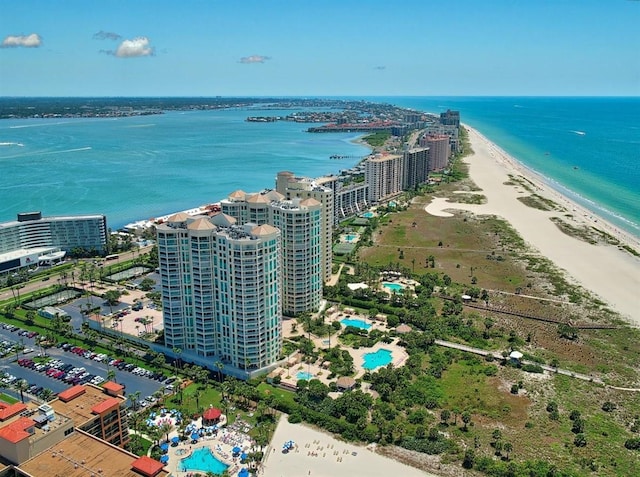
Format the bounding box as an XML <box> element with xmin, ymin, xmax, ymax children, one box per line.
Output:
<box><xmin>0</xmin><ymin>393</ymin><xmax>18</xmax><ymax>404</ymax></box>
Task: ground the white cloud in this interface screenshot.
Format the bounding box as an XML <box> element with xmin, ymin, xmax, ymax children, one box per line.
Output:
<box><xmin>113</xmin><ymin>37</ymin><xmax>154</xmax><ymax>58</ymax></box>
<box><xmin>239</xmin><ymin>55</ymin><xmax>271</xmax><ymax>64</ymax></box>
<box><xmin>1</xmin><ymin>33</ymin><xmax>42</xmax><ymax>48</ymax></box>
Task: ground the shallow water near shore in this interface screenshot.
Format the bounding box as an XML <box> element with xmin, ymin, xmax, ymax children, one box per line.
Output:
<box><xmin>0</xmin><ymin>107</ymin><xmax>369</xmax><ymax>229</ymax></box>
<box><xmin>1</xmin><ymin>97</ymin><xmax>638</xmax><ymax>238</ymax></box>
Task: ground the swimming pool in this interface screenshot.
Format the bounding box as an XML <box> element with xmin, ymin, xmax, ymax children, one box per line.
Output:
<box><xmin>363</xmin><ymin>349</ymin><xmax>393</xmax><ymax>370</ymax></box>
<box><xmin>296</xmin><ymin>371</ymin><xmax>314</xmax><ymax>381</ymax></box>
<box><xmin>361</xmin><ymin>211</ymin><xmax>374</xmax><ymax>218</ymax></box>
<box><xmin>341</xmin><ymin>318</ymin><xmax>372</xmax><ymax>330</ymax></box>
<box><xmin>382</xmin><ymin>282</ymin><xmax>404</xmax><ymax>292</ymax></box>
<box><xmin>178</xmin><ymin>447</ymin><xmax>229</xmax><ymax>474</ymax></box>
<box><xmin>342</xmin><ymin>233</ymin><xmax>359</xmax><ymax>243</ymax></box>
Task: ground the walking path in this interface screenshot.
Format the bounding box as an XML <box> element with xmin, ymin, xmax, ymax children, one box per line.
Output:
<box><xmin>433</xmin><ymin>339</ymin><xmax>638</xmax><ymax>391</ymax></box>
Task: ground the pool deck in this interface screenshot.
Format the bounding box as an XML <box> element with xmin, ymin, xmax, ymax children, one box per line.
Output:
<box><xmin>161</xmin><ymin>416</ymin><xmax>254</xmax><ymax>477</ymax></box>
<box><xmin>276</xmin><ymin>308</ymin><xmax>408</xmax><ymax>389</ymax></box>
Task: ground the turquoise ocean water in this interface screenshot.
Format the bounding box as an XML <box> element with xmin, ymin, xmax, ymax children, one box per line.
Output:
<box><xmin>376</xmin><ymin>97</ymin><xmax>640</xmax><ymax>238</ymax></box>
<box><xmin>0</xmin><ymin>98</ymin><xmax>638</xmax><ymax>238</ymax></box>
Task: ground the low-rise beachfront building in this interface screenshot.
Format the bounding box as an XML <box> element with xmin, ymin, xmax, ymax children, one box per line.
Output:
<box><xmin>49</xmin><ymin>383</ymin><xmax>129</xmax><ymax>448</ymax></box>
<box><xmin>364</xmin><ymin>153</ymin><xmax>404</xmax><ymax>203</ymax></box>
<box><xmin>157</xmin><ymin>213</ymin><xmax>282</xmax><ymax>372</ymax></box>
<box><xmin>0</xmin><ymin>382</ymin><xmax>165</xmax><ymax>476</ymax></box>
<box><xmin>0</xmin><ymin>211</ymin><xmax>107</xmax><ymax>273</ymax></box>
<box><xmin>2</xmin><ymin>430</ymin><xmax>168</xmax><ymax>477</ymax></box>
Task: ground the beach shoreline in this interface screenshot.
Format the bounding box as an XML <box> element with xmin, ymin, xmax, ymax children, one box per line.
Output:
<box><xmin>425</xmin><ymin>125</ymin><xmax>640</xmax><ymax>324</ymax></box>
<box><xmin>263</xmin><ymin>416</ymin><xmax>441</xmax><ymax>477</ymax></box>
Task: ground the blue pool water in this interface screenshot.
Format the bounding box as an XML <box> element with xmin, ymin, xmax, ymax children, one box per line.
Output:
<box><xmin>296</xmin><ymin>371</ymin><xmax>314</xmax><ymax>380</ymax></box>
<box><xmin>341</xmin><ymin>318</ymin><xmax>371</xmax><ymax>330</ymax></box>
<box><xmin>343</xmin><ymin>233</ymin><xmax>358</xmax><ymax>242</ymax></box>
<box><xmin>178</xmin><ymin>447</ymin><xmax>229</xmax><ymax>474</ymax></box>
<box><xmin>382</xmin><ymin>282</ymin><xmax>404</xmax><ymax>292</ymax></box>
<box><xmin>363</xmin><ymin>349</ymin><xmax>393</xmax><ymax>370</ymax></box>
<box><xmin>361</xmin><ymin>211</ymin><xmax>374</xmax><ymax>218</ymax></box>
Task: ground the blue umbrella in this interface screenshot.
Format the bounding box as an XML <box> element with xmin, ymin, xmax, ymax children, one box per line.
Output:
<box><xmin>171</xmin><ymin>436</ymin><xmax>180</xmax><ymax>444</ymax></box>
<box><xmin>160</xmin><ymin>442</ymin><xmax>169</xmax><ymax>452</ymax></box>
<box><xmin>240</xmin><ymin>452</ymin><xmax>248</xmax><ymax>461</ymax></box>
<box><xmin>232</xmin><ymin>446</ymin><xmax>241</xmax><ymax>455</ymax></box>
<box><xmin>160</xmin><ymin>455</ymin><xmax>169</xmax><ymax>464</ymax></box>
<box><xmin>191</xmin><ymin>432</ymin><xmax>200</xmax><ymax>441</ymax></box>
<box><xmin>238</xmin><ymin>468</ymin><xmax>249</xmax><ymax>477</ymax></box>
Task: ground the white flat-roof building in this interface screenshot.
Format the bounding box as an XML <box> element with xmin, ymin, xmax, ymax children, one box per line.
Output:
<box><xmin>0</xmin><ymin>211</ymin><xmax>107</xmax><ymax>273</ymax></box>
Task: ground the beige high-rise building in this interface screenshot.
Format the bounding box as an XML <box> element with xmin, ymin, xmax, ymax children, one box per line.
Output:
<box><xmin>364</xmin><ymin>153</ymin><xmax>404</xmax><ymax>203</ymax></box>
<box><xmin>421</xmin><ymin>134</ymin><xmax>451</xmax><ymax>172</ymax></box>
<box><xmin>275</xmin><ymin>171</ymin><xmax>334</xmax><ymax>282</ymax></box>
<box><xmin>220</xmin><ymin>190</ymin><xmax>323</xmax><ymax>316</ymax></box>
<box><xmin>402</xmin><ymin>147</ymin><xmax>430</xmax><ymax>190</ymax></box>
<box><xmin>157</xmin><ymin>213</ymin><xmax>282</xmax><ymax>371</ymax></box>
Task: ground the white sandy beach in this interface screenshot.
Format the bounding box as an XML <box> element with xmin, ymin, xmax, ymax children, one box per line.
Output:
<box><xmin>426</xmin><ymin>126</ymin><xmax>640</xmax><ymax>323</ymax></box>
<box><xmin>262</xmin><ymin>416</ymin><xmax>437</xmax><ymax>477</ymax></box>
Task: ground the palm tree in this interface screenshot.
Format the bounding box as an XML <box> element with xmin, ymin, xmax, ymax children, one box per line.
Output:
<box><xmin>158</xmin><ymin>421</ymin><xmax>173</xmax><ymax>444</ymax></box>
<box><xmin>107</xmin><ymin>368</ymin><xmax>117</xmax><ymax>383</ymax></box>
<box><xmin>128</xmin><ymin>390</ymin><xmax>141</xmax><ymax>411</ymax></box>
<box><xmin>172</xmin><ymin>347</ymin><xmax>182</xmax><ymax>372</ymax></box>
<box><xmin>16</xmin><ymin>379</ymin><xmax>29</xmax><ymax>403</ymax></box>
<box><xmin>214</xmin><ymin>360</ymin><xmax>224</xmax><ymax>383</ymax></box>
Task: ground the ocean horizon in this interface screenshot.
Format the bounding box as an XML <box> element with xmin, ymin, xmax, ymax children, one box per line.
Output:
<box><xmin>1</xmin><ymin>96</ymin><xmax>638</xmax><ymax>239</ymax></box>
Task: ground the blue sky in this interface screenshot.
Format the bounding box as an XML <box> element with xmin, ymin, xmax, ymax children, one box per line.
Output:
<box><xmin>1</xmin><ymin>0</ymin><xmax>638</xmax><ymax>97</ymax></box>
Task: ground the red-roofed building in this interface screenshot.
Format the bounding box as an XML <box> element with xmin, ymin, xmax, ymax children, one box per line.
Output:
<box><xmin>0</xmin><ymin>417</ymin><xmax>35</xmax><ymax>444</ymax></box>
<box><xmin>202</xmin><ymin>406</ymin><xmax>222</xmax><ymax>425</ymax></box>
<box><xmin>85</xmin><ymin>396</ymin><xmax>128</xmax><ymax>447</ymax></box>
<box><xmin>102</xmin><ymin>381</ymin><xmax>124</xmax><ymax>397</ymax></box>
<box><xmin>0</xmin><ymin>403</ymin><xmax>75</xmax><ymax>465</ymax></box>
<box><xmin>91</xmin><ymin>397</ymin><xmax>121</xmax><ymax>415</ymax></box>
<box><xmin>50</xmin><ymin>383</ymin><xmax>129</xmax><ymax>449</ymax></box>
<box><xmin>57</xmin><ymin>384</ymin><xmax>86</xmax><ymax>402</ymax></box>
<box><xmin>131</xmin><ymin>456</ymin><xmax>165</xmax><ymax>477</ymax></box>
<box><xmin>0</xmin><ymin>402</ymin><xmax>27</xmax><ymax>421</ymax></box>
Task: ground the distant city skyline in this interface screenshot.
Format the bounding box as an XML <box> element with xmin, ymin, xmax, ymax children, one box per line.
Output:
<box><xmin>1</xmin><ymin>0</ymin><xmax>638</xmax><ymax>97</ymax></box>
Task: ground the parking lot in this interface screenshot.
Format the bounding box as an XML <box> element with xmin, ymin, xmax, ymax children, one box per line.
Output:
<box><xmin>0</xmin><ymin>324</ymin><xmax>168</xmax><ymax>407</ymax></box>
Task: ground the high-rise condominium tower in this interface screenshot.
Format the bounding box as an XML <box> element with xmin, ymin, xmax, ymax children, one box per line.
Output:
<box><xmin>157</xmin><ymin>212</ymin><xmax>281</xmax><ymax>371</ymax></box>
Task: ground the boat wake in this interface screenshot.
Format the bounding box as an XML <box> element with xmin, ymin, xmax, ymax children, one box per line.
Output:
<box><xmin>571</xmin><ymin>130</ymin><xmax>586</xmax><ymax>136</ymax></box>
<box><xmin>0</xmin><ymin>142</ymin><xmax>24</xmax><ymax>147</ymax></box>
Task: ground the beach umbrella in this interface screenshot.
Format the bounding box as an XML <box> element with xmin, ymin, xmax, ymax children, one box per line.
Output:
<box><xmin>191</xmin><ymin>432</ymin><xmax>200</xmax><ymax>441</ymax></box>
<box><xmin>160</xmin><ymin>455</ymin><xmax>169</xmax><ymax>464</ymax></box>
<box><xmin>171</xmin><ymin>436</ymin><xmax>180</xmax><ymax>445</ymax></box>
<box><xmin>232</xmin><ymin>446</ymin><xmax>241</xmax><ymax>455</ymax></box>
<box><xmin>240</xmin><ymin>452</ymin><xmax>248</xmax><ymax>461</ymax></box>
<box><xmin>160</xmin><ymin>442</ymin><xmax>169</xmax><ymax>452</ymax></box>
<box><xmin>238</xmin><ymin>468</ymin><xmax>249</xmax><ymax>477</ymax></box>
